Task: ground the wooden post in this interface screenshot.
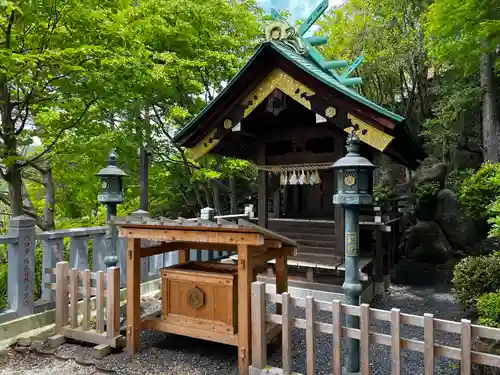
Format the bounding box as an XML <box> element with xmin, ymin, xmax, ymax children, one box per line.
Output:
<box><xmin>360</xmin><ymin>304</ymin><xmax>370</xmax><ymax>375</ymax></box>
<box><xmin>306</xmin><ymin>296</ymin><xmax>316</xmax><ymax>375</ymax></box>
<box><xmin>391</xmin><ymin>308</ymin><xmax>401</xmax><ymax>375</ymax></box>
<box><xmin>238</xmin><ymin>244</ymin><xmax>252</xmax><ymax>375</ymax></box>
<box><xmin>275</xmin><ymin>255</ymin><xmax>288</xmax><ymax>316</ymax></box>
<box><xmin>258</xmin><ymin>144</ymin><xmax>268</xmax><ymax>228</ymax></box>
<box><xmin>424</xmin><ymin>313</ymin><xmax>434</xmax><ymax>375</ymax></box>
<box><xmin>126</xmin><ymin>238</ymin><xmax>141</xmax><ymax>354</ymax></box>
<box><xmin>107</xmin><ymin>266</ymin><xmax>121</xmax><ymax>338</ymax></box>
<box><xmin>178</xmin><ymin>249</ymin><xmax>189</xmax><ymax>264</ymax></box>
<box><xmin>96</xmin><ymin>271</ymin><xmax>105</xmax><ymax>334</ymax></box>
<box><xmin>69</xmin><ymin>268</ymin><xmax>79</xmax><ymax>329</ymax></box>
<box><xmin>251</xmin><ymin>281</ymin><xmax>266</xmax><ymax>370</ymax></box>
<box><xmin>461</xmin><ymin>319</ymin><xmax>472</xmax><ymax>375</ymax></box>
<box><xmin>374</xmin><ymin>227</ymin><xmax>384</xmax><ymax>296</ymax></box>
<box><xmin>82</xmin><ymin>269</ymin><xmax>91</xmax><ymax>331</ymax></box>
<box><xmin>282</xmin><ymin>293</ymin><xmax>292</xmax><ymax>375</ymax></box>
<box><xmin>332</xmin><ymin>300</ymin><xmax>342</xmax><ymax>375</ymax></box>
<box><xmin>55</xmin><ymin>261</ymin><xmax>69</xmax><ymax>333</ymax></box>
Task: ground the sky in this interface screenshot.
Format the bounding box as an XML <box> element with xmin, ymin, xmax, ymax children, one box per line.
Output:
<box><xmin>256</xmin><ymin>0</ymin><xmax>343</xmax><ymax>23</ymax></box>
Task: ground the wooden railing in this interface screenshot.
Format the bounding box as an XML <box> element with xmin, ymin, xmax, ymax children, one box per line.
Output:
<box><xmin>250</xmin><ymin>281</ymin><xmax>500</xmax><ymax>375</ymax></box>
<box><xmin>46</xmin><ymin>261</ymin><xmax>124</xmax><ymax>355</ymax></box>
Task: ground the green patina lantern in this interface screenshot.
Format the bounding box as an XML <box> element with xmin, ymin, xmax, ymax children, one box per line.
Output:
<box><xmin>96</xmin><ymin>150</ymin><xmax>127</xmax><ymax>207</ymax></box>
<box><xmin>332</xmin><ymin>130</ymin><xmax>375</xmax><ymax>206</ymax></box>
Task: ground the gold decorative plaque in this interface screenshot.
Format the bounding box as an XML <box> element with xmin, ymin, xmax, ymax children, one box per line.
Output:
<box><xmin>187</xmin><ymin>287</ymin><xmax>204</xmax><ymax>309</ymax></box>
<box><xmin>345</xmin><ymin>114</ymin><xmax>394</xmax><ymax>152</ymax></box>
<box><xmin>223</xmin><ymin>118</ymin><xmax>233</xmax><ymax>129</ymax></box>
<box><xmin>242</xmin><ymin>69</ymin><xmax>315</xmax><ymax>118</ymax></box>
<box><xmin>345</xmin><ymin>232</ymin><xmax>358</xmax><ymax>256</ymax></box>
<box><xmin>325</xmin><ymin>106</ymin><xmax>336</xmax><ymax>118</ymax></box>
<box><xmin>344</xmin><ymin>171</ymin><xmax>356</xmax><ymax>187</ymax></box>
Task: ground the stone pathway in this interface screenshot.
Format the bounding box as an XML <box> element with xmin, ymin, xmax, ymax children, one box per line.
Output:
<box><xmin>0</xmin><ymin>259</ymin><xmax>474</xmax><ymax>375</ymax></box>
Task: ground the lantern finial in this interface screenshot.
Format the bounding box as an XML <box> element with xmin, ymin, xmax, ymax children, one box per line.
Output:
<box><xmin>108</xmin><ymin>150</ymin><xmax>118</xmax><ymax>166</ymax></box>
<box><xmin>346</xmin><ymin>129</ymin><xmax>361</xmax><ymax>154</ymax></box>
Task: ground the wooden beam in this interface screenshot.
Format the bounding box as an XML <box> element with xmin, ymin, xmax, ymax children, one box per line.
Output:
<box><xmin>139</xmin><ymin>242</ymin><xmax>238</xmax><ymax>257</ymax></box>
<box><xmin>252</xmin><ymin>246</ymin><xmax>297</xmax><ymax>266</ymax></box>
<box><xmin>120</xmin><ymin>227</ymin><xmax>264</xmax><ymax>246</ymax></box>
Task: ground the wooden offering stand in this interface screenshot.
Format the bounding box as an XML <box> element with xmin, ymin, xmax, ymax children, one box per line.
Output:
<box><xmin>116</xmin><ymin>216</ymin><xmax>297</xmax><ymax>375</ymax></box>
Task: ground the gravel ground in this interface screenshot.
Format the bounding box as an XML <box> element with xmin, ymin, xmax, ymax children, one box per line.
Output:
<box><xmin>0</xmin><ymin>259</ymin><xmax>472</xmax><ymax>375</ymax></box>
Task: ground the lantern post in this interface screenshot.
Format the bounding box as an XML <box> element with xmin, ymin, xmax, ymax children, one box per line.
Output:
<box><xmin>96</xmin><ymin>150</ymin><xmax>126</xmax><ymax>268</ymax></box>
<box><xmin>332</xmin><ymin>131</ymin><xmax>374</xmax><ymax>374</ymax></box>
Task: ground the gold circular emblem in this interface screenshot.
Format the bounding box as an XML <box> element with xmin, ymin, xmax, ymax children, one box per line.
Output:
<box><xmin>344</xmin><ymin>172</ymin><xmax>356</xmax><ymax>187</ymax></box>
<box><xmin>187</xmin><ymin>287</ymin><xmax>204</xmax><ymax>309</ymax></box>
<box><xmin>223</xmin><ymin>119</ymin><xmax>232</xmax><ymax>129</ymax></box>
<box><xmin>325</xmin><ymin>106</ymin><xmax>336</xmax><ymax>118</ymax></box>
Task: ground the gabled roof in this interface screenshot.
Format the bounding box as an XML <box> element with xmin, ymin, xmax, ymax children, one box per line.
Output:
<box><xmin>173</xmin><ymin>40</ymin><xmax>426</xmax><ymax>169</ymax></box>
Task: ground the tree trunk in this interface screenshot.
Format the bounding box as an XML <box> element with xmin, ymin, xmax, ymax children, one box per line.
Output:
<box><xmin>229</xmin><ymin>176</ymin><xmax>237</xmax><ymax>214</ymax></box>
<box><xmin>480</xmin><ymin>51</ymin><xmax>500</xmax><ymax>162</ymax></box>
<box><xmin>6</xmin><ymin>164</ymin><xmax>23</xmax><ymax>216</ymax></box>
<box><xmin>43</xmin><ymin>163</ymin><xmax>55</xmax><ymax>230</ymax></box>
<box><xmin>210</xmin><ymin>179</ymin><xmax>223</xmax><ymax>215</ymax></box>
<box><xmin>201</xmin><ymin>184</ymin><xmax>213</xmax><ymax>208</ymax></box>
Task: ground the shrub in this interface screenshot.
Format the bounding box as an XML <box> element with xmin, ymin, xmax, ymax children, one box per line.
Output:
<box><xmin>477</xmin><ymin>291</ymin><xmax>500</xmax><ymax>328</ymax></box>
<box><xmin>414</xmin><ymin>181</ymin><xmax>441</xmax><ymax>201</ymax></box>
<box><xmin>459</xmin><ymin>163</ymin><xmax>500</xmax><ymax>219</ymax></box>
<box><xmin>373</xmin><ymin>184</ymin><xmax>396</xmax><ymax>207</ymax></box>
<box><xmin>452</xmin><ymin>251</ymin><xmax>500</xmax><ymax>312</ymax></box>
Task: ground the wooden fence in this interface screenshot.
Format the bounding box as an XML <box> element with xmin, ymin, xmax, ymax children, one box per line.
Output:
<box><xmin>46</xmin><ymin>261</ymin><xmax>125</xmax><ymax>354</ymax></box>
<box><xmin>249</xmin><ymin>281</ymin><xmax>500</xmax><ymax>375</ymax></box>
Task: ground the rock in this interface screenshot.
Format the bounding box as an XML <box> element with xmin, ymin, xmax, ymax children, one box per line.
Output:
<box><xmin>450</xmin><ymin>148</ymin><xmax>483</xmax><ymax>169</ymax></box>
<box><xmin>16</xmin><ymin>338</ymin><xmax>31</xmax><ymax>347</ymax></box>
<box><xmin>29</xmin><ymin>340</ymin><xmax>44</xmax><ymax>352</ymax></box>
<box><xmin>14</xmin><ymin>346</ymin><xmax>29</xmax><ymax>354</ymax></box>
<box><xmin>0</xmin><ymin>347</ymin><xmax>9</xmax><ymax>358</ymax></box>
<box><xmin>413</xmin><ymin>163</ymin><xmax>448</xmax><ymax>188</ymax></box>
<box><xmin>434</xmin><ymin>189</ymin><xmax>470</xmax><ymax>250</ymax></box>
<box><xmin>405</xmin><ymin>220</ymin><xmax>451</xmax><ymax>264</ymax></box>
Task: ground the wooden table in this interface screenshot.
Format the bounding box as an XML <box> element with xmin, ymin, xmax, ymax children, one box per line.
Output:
<box><xmin>116</xmin><ymin>217</ymin><xmax>297</xmax><ymax>375</ymax></box>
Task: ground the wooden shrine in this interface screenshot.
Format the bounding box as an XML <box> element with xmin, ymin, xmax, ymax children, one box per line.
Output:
<box><xmin>116</xmin><ymin>216</ymin><xmax>297</xmax><ymax>375</ymax></box>
<box><xmin>172</xmin><ymin>1</ymin><xmax>426</xmax><ymax>275</ymax></box>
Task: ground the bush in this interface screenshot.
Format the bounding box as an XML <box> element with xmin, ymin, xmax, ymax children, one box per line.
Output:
<box><xmin>452</xmin><ymin>251</ymin><xmax>500</xmax><ymax>312</ymax></box>
<box><xmin>477</xmin><ymin>291</ymin><xmax>500</xmax><ymax>328</ymax></box>
<box><xmin>373</xmin><ymin>184</ymin><xmax>396</xmax><ymax>207</ymax></box>
<box><xmin>414</xmin><ymin>181</ymin><xmax>441</xmax><ymax>201</ymax></box>
<box><xmin>459</xmin><ymin>163</ymin><xmax>500</xmax><ymax>219</ymax></box>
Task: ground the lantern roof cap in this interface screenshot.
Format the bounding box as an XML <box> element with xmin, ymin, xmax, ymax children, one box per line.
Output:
<box><xmin>96</xmin><ymin>150</ymin><xmax>127</xmax><ymax>177</ymax></box>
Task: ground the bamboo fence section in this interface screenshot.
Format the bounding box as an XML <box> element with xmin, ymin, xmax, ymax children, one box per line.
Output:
<box><xmin>46</xmin><ymin>261</ymin><xmax>125</xmax><ymax>350</ymax></box>
<box><xmin>249</xmin><ymin>281</ymin><xmax>500</xmax><ymax>375</ymax></box>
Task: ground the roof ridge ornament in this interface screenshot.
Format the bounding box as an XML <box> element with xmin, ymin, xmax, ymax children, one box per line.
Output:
<box><xmin>262</xmin><ymin>0</ymin><xmax>364</xmax><ymax>87</ymax></box>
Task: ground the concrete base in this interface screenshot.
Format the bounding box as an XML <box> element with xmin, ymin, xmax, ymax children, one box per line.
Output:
<box><xmin>383</xmin><ymin>274</ymin><xmax>391</xmax><ymax>290</ymax></box>
<box><xmin>343</xmin><ymin>369</ymin><xmax>361</xmax><ymax>375</ymax></box>
<box><xmin>374</xmin><ymin>281</ymin><xmax>385</xmax><ymax>296</ymax></box>
<box><xmin>93</xmin><ymin>344</ymin><xmax>111</xmax><ymax>358</ymax></box>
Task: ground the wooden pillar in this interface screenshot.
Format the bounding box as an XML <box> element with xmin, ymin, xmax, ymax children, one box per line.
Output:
<box><xmin>374</xmin><ymin>227</ymin><xmax>384</xmax><ymax>296</ymax></box>
<box><xmin>335</xmin><ymin>205</ymin><xmax>345</xmax><ymax>256</ymax></box>
<box><xmin>126</xmin><ymin>238</ymin><xmax>141</xmax><ymax>355</ymax></box>
<box><xmin>258</xmin><ymin>144</ymin><xmax>268</xmax><ymax>228</ymax></box>
<box><xmin>275</xmin><ymin>254</ymin><xmax>288</xmax><ymax>314</ymax></box>
<box><xmin>237</xmin><ymin>244</ymin><xmax>253</xmax><ymax>375</ymax></box>
<box><xmin>178</xmin><ymin>249</ymin><xmax>189</xmax><ymax>264</ymax></box>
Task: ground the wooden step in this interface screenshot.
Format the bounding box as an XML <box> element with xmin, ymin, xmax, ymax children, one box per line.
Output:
<box><xmin>296</xmin><ymin>239</ymin><xmax>335</xmax><ymax>248</ymax></box>
<box><xmin>276</xmin><ymin>232</ymin><xmax>336</xmax><ymax>241</ymax></box>
<box><xmin>269</xmin><ymin>225</ymin><xmax>335</xmax><ymax>235</ymax></box>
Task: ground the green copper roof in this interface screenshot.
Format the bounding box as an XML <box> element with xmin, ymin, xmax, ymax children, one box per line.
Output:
<box><xmin>268</xmin><ymin>41</ymin><xmax>405</xmax><ymax>123</ymax></box>
<box><xmin>172</xmin><ymin>41</ymin><xmax>405</xmax><ymax>144</ymax></box>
